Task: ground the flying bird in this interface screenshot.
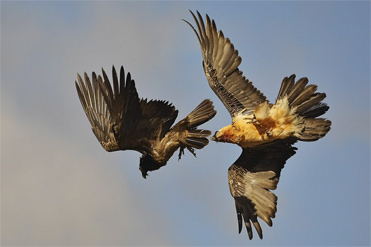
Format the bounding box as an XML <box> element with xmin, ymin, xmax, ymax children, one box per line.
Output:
<box><xmin>75</xmin><ymin>65</ymin><xmax>216</xmax><ymax>178</ymax></box>
<box><xmin>184</xmin><ymin>11</ymin><xmax>331</xmax><ymax>239</ymax></box>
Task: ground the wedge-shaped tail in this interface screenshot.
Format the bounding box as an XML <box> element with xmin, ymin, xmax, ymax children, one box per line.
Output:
<box><xmin>186</xmin><ymin>99</ymin><xmax>217</xmax><ymax>128</ymax></box>
<box><xmin>171</xmin><ymin>99</ymin><xmax>217</xmax><ymax>158</ymax></box>
<box><xmin>185</xmin><ymin>11</ymin><xmax>331</xmax><ymax>240</ymax></box>
<box><xmin>276</xmin><ymin>74</ymin><xmax>331</xmax><ymax>142</ymax></box>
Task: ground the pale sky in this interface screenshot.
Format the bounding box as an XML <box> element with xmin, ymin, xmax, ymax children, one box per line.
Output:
<box><xmin>1</xmin><ymin>1</ymin><xmax>370</xmax><ymax>246</ymax></box>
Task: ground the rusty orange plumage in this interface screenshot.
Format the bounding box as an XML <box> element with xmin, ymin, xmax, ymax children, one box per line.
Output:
<box><xmin>185</xmin><ymin>10</ymin><xmax>331</xmax><ymax>240</ymax></box>
<box><xmin>213</xmin><ymin>96</ymin><xmax>310</xmax><ymax>148</ymax></box>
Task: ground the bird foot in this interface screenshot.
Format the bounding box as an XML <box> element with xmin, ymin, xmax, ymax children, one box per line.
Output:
<box><xmin>246</xmin><ymin>114</ymin><xmax>258</xmax><ymax>124</ymax></box>
<box><xmin>178</xmin><ymin>146</ymin><xmax>196</xmax><ymax>160</ymax></box>
<box><xmin>178</xmin><ymin>147</ymin><xmax>185</xmax><ymax>160</ymax></box>
<box><xmin>187</xmin><ymin>146</ymin><xmax>196</xmax><ymax>157</ymax></box>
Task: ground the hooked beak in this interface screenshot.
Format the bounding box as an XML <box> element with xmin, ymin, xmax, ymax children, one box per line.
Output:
<box><xmin>210</xmin><ymin>131</ymin><xmax>219</xmax><ymax>142</ymax></box>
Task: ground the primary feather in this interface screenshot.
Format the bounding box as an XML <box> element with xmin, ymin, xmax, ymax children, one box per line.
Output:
<box><xmin>76</xmin><ymin>65</ymin><xmax>217</xmax><ymax>178</ymax></box>
<box><xmin>185</xmin><ymin>10</ymin><xmax>331</xmax><ymax>239</ymax></box>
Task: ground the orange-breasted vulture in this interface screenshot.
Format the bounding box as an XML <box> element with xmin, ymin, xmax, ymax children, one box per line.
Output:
<box><xmin>75</xmin><ymin>65</ymin><xmax>216</xmax><ymax>178</ymax></box>
<box><xmin>184</xmin><ymin>11</ymin><xmax>331</xmax><ymax>239</ymax></box>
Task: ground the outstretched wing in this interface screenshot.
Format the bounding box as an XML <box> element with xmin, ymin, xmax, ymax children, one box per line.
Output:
<box><xmin>99</xmin><ymin>66</ymin><xmax>179</xmax><ymax>154</ymax></box>
<box><xmin>184</xmin><ymin>10</ymin><xmax>266</xmax><ymax>117</ymax></box>
<box><xmin>75</xmin><ymin>71</ymin><xmax>120</xmax><ymax>151</ymax></box>
<box><xmin>228</xmin><ymin>139</ymin><xmax>297</xmax><ymax>239</ymax></box>
<box><xmin>76</xmin><ymin>66</ymin><xmax>178</xmax><ymax>154</ymax></box>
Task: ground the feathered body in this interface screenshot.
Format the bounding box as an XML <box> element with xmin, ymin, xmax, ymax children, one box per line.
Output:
<box><xmin>185</xmin><ymin>11</ymin><xmax>331</xmax><ymax>239</ymax></box>
<box><xmin>75</xmin><ymin>65</ymin><xmax>216</xmax><ymax>178</ymax></box>
<box><xmin>214</xmin><ymin>78</ymin><xmax>331</xmax><ymax>148</ymax></box>
<box><xmin>215</xmin><ymin>97</ymin><xmax>302</xmax><ymax>147</ymax></box>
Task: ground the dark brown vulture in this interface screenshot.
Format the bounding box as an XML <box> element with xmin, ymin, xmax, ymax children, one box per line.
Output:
<box><xmin>75</xmin><ymin>65</ymin><xmax>216</xmax><ymax>178</ymax></box>
<box><xmin>184</xmin><ymin>11</ymin><xmax>331</xmax><ymax>239</ymax></box>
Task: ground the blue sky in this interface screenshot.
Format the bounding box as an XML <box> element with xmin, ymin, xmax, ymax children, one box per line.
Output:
<box><xmin>1</xmin><ymin>1</ymin><xmax>370</xmax><ymax>246</ymax></box>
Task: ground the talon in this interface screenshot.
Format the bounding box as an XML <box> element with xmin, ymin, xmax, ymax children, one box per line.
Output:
<box><xmin>265</xmin><ymin>128</ymin><xmax>272</xmax><ymax>137</ymax></box>
<box><xmin>187</xmin><ymin>146</ymin><xmax>196</xmax><ymax>157</ymax></box>
<box><xmin>246</xmin><ymin>114</ymin><xmax>257</xmax><ymax>124</ymax></box>
<box><xmin>178</xmin><ymin>147</ymin><xmax>185</xmax><ymax>160</ymax></box>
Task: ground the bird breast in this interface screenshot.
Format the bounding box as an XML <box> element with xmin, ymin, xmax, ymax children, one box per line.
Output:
<box><xmin>215</xmin><ymin>98</ymin><xmax>302</xmax><ymax>147</ymax></box>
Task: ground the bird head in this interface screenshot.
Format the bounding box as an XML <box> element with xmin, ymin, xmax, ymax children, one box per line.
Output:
<box><xmin>210</xmin><ymin>130</ymin><xmax>222</xmax><ymax>141</ymax></box>
<box><xmin>211</xmin><ymin>125</ymin><xmax>238</xmax><ymax>144</ymax></box>
<box><xmin>139</xmin><ymin>155</ymin><xmax>165</xmax><ymax>179</ymax></box>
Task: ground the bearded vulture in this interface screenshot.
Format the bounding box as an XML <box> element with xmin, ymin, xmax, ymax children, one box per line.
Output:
<box><xmin>184</xmin><ymin>10</ymin><xmax>331</xmax><ymax>239</ymax></box>
<box><xmin>75</xmin><ymin>65</ymin><xmax>216</xmax><ymax>178</ymax></box>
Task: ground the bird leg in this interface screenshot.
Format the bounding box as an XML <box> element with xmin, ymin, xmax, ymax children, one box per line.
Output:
<box><xmin>178</xmin><ymin>146</ymin><xmax>197</xmax><ymax>160</ymax></box>
<box><xmin>178</xmin><ymin>146</ymin><xmax>185</xmax><ymax>160</ymax></box>
<box><xmin>245</xmin><ymin>114</ymin><xmax>258</xmax><ymax>124</ymax></box>
<box><xmin>265</xmin><ymin>128</ymin><xmax>272</xmax><ymax>137</ymax></box>
<box><xmin>187</xmin><ymin>146</ymin><xmax>197</xmax><ymax>157</ymax></box>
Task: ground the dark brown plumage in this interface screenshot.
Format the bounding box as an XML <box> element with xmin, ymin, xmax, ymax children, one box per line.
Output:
<box><xmin>185</xmin><ymin>10</ymin><xmax>331</xmax><ymax>239</ymax></box>
<box><xmin>75</xmin><ymin>65</ymin><xmax>216</xmax><ymax>178</ymax></box>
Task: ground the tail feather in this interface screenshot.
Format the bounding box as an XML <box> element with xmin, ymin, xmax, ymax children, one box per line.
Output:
<box><xmin>286</xmin><ymin>77</ymin><xmax>308</xmax><ymax>103</ymax></box>
<box><xmin>302</xmin><ymin>103</ymin><xmax>329</xmax><ymax>118</ymax></box>
<box><xmin>185</xmin><ymin>129</ymin><xmax>212</xmax><ymax>149</ymax></box>
<box><xmin>296</xmin><ymin>93</ymin><xmax>327</xmax><ymax>115</ymax></box>
<box><xmin>186</xmin><ymin>99</ymin><xmax>217</xmax><ymax>128</ymax></box>
<box><xmin>298</xmin><ymin>118</ymin><xmax>332</xmax><ymax>141</ymax></box>
<box><xmin>276</xmin><ymin>74</ymin><xmax>331</xmax><ymax>141</ymax></box>
<box><xmin>289</xmin><ymin>84</ymin><xmax>317</xmax><ymax>107</ymax></box>
<box><xmin>185</xmin><ymin>137</ymin><xmax>209</xmax><ymax>149</ymax></box>
<box><xmin>277</xmin><ymin>74</ymin><xmax>296</xmax><ymax>99</ymax></box>
<box><xmin>183</xmin><ymin>100</ymin><xmax>215</xmax><ymax>149</ymax></box>
<box><xmin>178</xmin><ymin>131</ymin><xmax>211</xmax><ymax>160</ymax></box>
<box><xmin>174</xmin><ymin>100</ymin><xmax>216</xmax><ymax>159</ymax></box>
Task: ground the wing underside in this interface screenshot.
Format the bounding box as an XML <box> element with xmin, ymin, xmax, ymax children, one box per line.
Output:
<box><xmin>75</xmin><ymin>71</ymin><xmax>119</xmax><ymax>151</ymax></box>
<box><xmin>184</xmin><ymin>10</ymin><xmax>267</xmax><ymax>117</ymax></box>
<box><xmin>228</xmin><ymin>139</ymin><xmax>297</xmax><ymax>239</ymax></box>
<box><xmin>76</xmin><ymin>66</ymin><xmax>179</xmax><ymax>154</ymax></box>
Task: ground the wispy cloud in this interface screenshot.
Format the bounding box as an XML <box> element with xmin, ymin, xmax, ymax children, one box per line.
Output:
<box><xmin>2</xmin><ymin>1</ymin><xmax>370</xmax><ymax>246</ymax></box>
